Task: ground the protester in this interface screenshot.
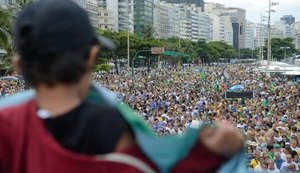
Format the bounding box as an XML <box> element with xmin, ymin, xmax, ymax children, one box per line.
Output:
<box><xmin>275</xmin><ymin>151</ymin><xmax>285</xmax><ymax>170</ymax></box>
<box><xmin>280</xmin><ymin>154</ymin><xmax>299</xmax><ymax>172</ymax></box>
<box><xmin>267</xmin><ymin>159</ymin><xmax>281</xmax><ymax>173</ymax></box>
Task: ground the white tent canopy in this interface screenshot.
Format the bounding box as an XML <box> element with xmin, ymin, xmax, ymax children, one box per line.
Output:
<box><xmin>283</xmin><ymin>71</ymin><xmax>300</xmax><ymax>76</ymax></box>
<box><xmin>256</xmin><ymin>60</ymin><xmax>300</xmax><ymax>73</ymax></box>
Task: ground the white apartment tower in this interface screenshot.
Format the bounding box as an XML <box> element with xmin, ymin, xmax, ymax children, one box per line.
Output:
<box><xmin>85</xmin><ymin>0</ymin><xmax>98</xmax><ymax>28</ymax></box>
<box><xmin>198</xmin><ymin>12</ymin><xmax>213</xmax><ymax>42</ymax></box>
<box><xmin>205</xmin><ymin>2</ymin><xmax>233</xmax><ymax>45</ymax></box>
<box><xmin>255</xmin><ymin>23</ymin><xmax>267</xmax><ymax>48</ymax></box>
<box><xmin>153</xmin><ymin>2</ymin><xmax>213</xmax><ymax>42</ymax></box>
<box><xmin>245</xmin><ymin>21</ymin><xmax>255</xmax><ymax>49</ymax></box>
<box><xmin>153</xmin><ymin>2</ymin><xmax>180</xmax><ymax>38</ymax></box>
<box><xmin>98</xmin><ymin>0</ymin><xmax>134</xmax><ymax>33</ymax></box>
<box><xmin>223</xmin><ymin>7</ymin><xmax>246</xmax><ymax>50</ymax></box>
<box><xmin>72</xmin><ymin>0</ymin><xmax>98</xmax><ymax>28</ymax></box>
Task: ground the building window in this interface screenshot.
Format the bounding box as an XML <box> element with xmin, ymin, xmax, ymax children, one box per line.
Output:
<box><xmin>104</xmin><ymin>12</ymin><xmax>108</xmax><ymax>16</ymax></box>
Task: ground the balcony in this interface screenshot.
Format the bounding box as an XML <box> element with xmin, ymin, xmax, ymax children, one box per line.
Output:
<box><xmin>119</xmin><ymin>2</ymin><xmax>128</xmax><ymax>7</ymax></box>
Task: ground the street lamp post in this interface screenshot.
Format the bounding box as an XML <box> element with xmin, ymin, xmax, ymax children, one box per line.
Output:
<box><xmin>267</xmin><ymin>0</ymin><xmax>279</xmax><ymax>65</ymax></box>
<box><xmin>127</xmin><ymin>0</ymin><xmax>133</xmax><ymax>72</ymax></box>
<box><xmin>259</xmin><ymin>13</ymin><xmax>267</xmax><ymax>63</ymax></box>
<box><xmin>127</xmin><ymin>27</ymin><xmax>130</xmax><ymax>71</ymax></box>
<box><xmin>131</xmin><ymin>50</ymin><xmax>151</xmax><ymax>87</ymax></box>
<box><xmin>280</xmin><ymin>47</ymin><xmax>290</xmax><ymax>62</ymax></box>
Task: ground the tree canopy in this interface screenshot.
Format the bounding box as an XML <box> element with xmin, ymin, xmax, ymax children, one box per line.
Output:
<box><xmin>270</xmin><ymin>37</ymin><xmax>298</xmax><ymax>60</ymax></box>
<box><xmin>97</xmin><ymin>29</ymin><xmax>239</xmax><ymax>66</ymax></box>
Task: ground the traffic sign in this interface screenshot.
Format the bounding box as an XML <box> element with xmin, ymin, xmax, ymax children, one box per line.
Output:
<box><xmin>151</xmin><ymin>47</ymin><xmax>165</xmax><ymax>54</ymax></box>
<box><xmin>163</xmin><ymin>51</ymin><xmax>189</xmax><ymax>57</ymax></box>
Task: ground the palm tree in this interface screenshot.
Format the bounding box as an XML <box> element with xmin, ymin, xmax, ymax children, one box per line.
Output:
<box><xmin>142</xmin><ymin>25</ymin><xmax>154</xmax><ymax>39</ymax></box>
<box><xmin>12</xmin><ymin>0</ymin><xmax>33</xmax><ymax>17</ymax></box>
<box><xmin>0</xmin><ymin>0</ymin><xmax>32</xmax><ymax>75</ymax></box>
<box><xmin>0</xmin><ymin>7</ymin><xmax>12</xmax><ymax>51</ymax></box>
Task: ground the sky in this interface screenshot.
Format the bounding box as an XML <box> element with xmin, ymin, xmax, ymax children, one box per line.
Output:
<box><xmin>207</xmin><ymin>0</ymin><xmax>300</xmax><ymax>24</ymax></box>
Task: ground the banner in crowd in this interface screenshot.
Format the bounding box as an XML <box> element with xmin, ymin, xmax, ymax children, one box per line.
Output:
<box><xmin>224</xmin><ymin>91</ymin><xmax>254</xmax><ymax>99</ymax></box>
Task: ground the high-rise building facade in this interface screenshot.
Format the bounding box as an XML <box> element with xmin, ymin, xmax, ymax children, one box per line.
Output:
<box><xmin>134</xmin><ymin>0</ymin><xmax>154</xmax><ymax>36</ymax></box>
<box><xmin>245</xmin><ymin>21</ymin><xmax>255</xmax><ymax>49</ymax></box>
<box><xmin>223</xmin><ymin>7</ymin><xmax>246</xmax><ymax>50</ymax></box>
<box><xmin>281</xmin><ymin>15</ymin><xmax>295</xmax><ymax>25</ymax></box>
<box><xmin>178</xmin><ymin>8</ymin><xmax>191</xmax><ymax>40</ymax></box>
<box><xmin>153</xmin><ymin>1</ymin><xmax>213</xmax><ymax>42</ymax></box>
<box><xmin>222</xmin><ymin>15</ymin><xmax>233</xmax><ymax>45</ymax></box>
<box><xmin>273</xmin><ymin>21</ymin><xmax>293</xmax><ymax>38</ymax></box>
<box><xmin>198</xmin><ymin>12</ymin><xmax>213</xmax><ymax>41</ymax></box>
<box><xmin>98</xmin><ymin>0</ymin><xmax>118</xmax><ymax>31</ymax></box>
<box><xmin>0</xmin><ymin>0</ymin><xmax>8</xmax><ymax>5</ymax></box>
<box><xmin>162</xmin><ymin>0</ymin><xmax>204</xmax><ymax>11</ymax></box>
<box><xmin>153</xmin><ymin>2</ymin><xmax>180</xmax><ymax>38</ymax></box>
<box><xmin>294</xmin><ymin>34</ymin><xmax>300</xmax><ymax>49</ymax></box>
<box><xmin>204</xmin><ymin>2</ymin><xmax>224</xmax><ymax>15</ymax></box>
<box><xmin>204</xmin><ymin>2</ymin><xmax>232</xmax><ymax>45</ymax></box>
<box><xmin>210</xmin><ymin>14</ymin><xmax>220</xmax><ymax>41</ymax></box>
<box><xmin>85</xmin><ymin>0</ymin><xmax>98</xmax><ymax>28</ymax></box>
<box><xmin>98</xmin><ymin>9</ymin><xmax>116</xmax><ymax>31</ymax></box>
<box><xmin>72</xmin><ymin>0</ymin><xmax>98</xmax><ymax>28</ymax></box>
<box><xmin>98</xmin><ymin>0</ymin><xmax>134</xmax><ymax>33</ymax></box>
<box><xmin>0</xmin><ymin>0</ymin><xmax>14</xmax><ymax>5</ymax></box>
<box><xmin>177</xmin><ymin>3</ymin><xmax>212</xmax><ymax>41</ymax></box>
<box><xmin>163</xmin><ymin>0</ymin><xmax>204</xmax><ymax>7</ymax></box>
<box><xmin>118</xmin><ymin>0</ymin><xmax>134</xmax><ymax>32</ymax></box>
<box><xmin>291</xmin><ymin>22</ymin><xmax>300</xmax><ymax>49</ymax></box>
<box><xmin>189</xmin><ymin>10</ymin><xmax>200</xmax><ymax>41</ymax></box>
<box><xmin>255</xmin><ymin>23</ymin><xmax>267</xmax><ymax>48</ymax></box>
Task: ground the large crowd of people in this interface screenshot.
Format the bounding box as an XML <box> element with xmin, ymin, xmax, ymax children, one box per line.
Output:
<box><xmin>2</xmin><ymin>63</ymin><xmax>300</xmax><ymax>172</ymax></box>
<box><xmin>0</xmin><ymin>76</ymin><xmax>25</xmax><ymax>97</ymax></box>
<box><xmin>95</xmin><ymin>64</ymin><xmax>300</xmax><ymax>173</ymax></box>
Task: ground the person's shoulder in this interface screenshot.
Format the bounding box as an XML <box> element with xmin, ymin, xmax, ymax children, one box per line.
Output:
<box><xmin>0</xmin><ymin>90</ymin><xmax>36</xmax><ymax>109</ymax></box>
<box><xmin>0</xmin><ymin>99</ymin><xmax>34</xmax><ymax>122</ymax></box>
<box><xmin>0</xmin><ymin>99</ymin><xmax>35</xmax><ymax>147</ymax></box>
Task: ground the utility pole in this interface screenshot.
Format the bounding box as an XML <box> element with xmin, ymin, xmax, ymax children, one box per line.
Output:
<box><xmin>127</xmin><ymin>26</ymin><xmax>130</xmax><ymax>71</ymax></box>
<box><xmin>267</xmin><ymin>0</ymin><xmax>271</xmax><ymax>65</ymax></box>
<box><xmin>260</xmin><ymin>13</ymin><xmax>267</xmax><ymax>63</ymax></box>
<box><xmin>127</xmin><ymin>0</ymin><xmax>132</xmax><ymax>72</ymax></box>
<box><xmin>267</xmin><ymin>0</ymin><xmax>279</xmax><ymax>65</ymax></box>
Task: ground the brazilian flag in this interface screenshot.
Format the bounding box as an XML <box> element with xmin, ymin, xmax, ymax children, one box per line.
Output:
<box><xmin>200</xmin><ymin>71</ymin><xmax>207</xmax><ymax>81</ymax></box>
<box><xmin>213</xmin><ymin>82</ymin><xmax>219</xmax><ymax>92</ymax></box>
<box><xmin>261</xmin><ymin>99</ymin><xmax>269</xmax><ymax>108</ymax></box>
<box><xmin>269</xmin><ymin>82</ymin><xmax>276</xmax><ymax>92</ymax></box>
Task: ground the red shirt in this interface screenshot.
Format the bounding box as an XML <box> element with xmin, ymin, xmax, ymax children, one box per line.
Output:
<box><xmin>0</xmin><ymin>100</ymin><xmax>225</xmax><ymax>173</ymax></box>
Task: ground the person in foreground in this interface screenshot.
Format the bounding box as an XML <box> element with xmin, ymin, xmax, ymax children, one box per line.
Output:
<box><xmin>0</xmin><ymin>0</ymin><xmax>245</xmax><ymax>173</ymax></box>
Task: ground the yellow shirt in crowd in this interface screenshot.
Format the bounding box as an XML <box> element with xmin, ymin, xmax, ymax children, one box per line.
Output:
<box><xmin>250</xmin><ymin>159</ymin><xmax>259</xmax><ymax>169</ymax></box>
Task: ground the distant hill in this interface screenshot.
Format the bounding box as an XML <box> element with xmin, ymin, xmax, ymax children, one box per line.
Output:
<box><xmin>162</xmin><ymin>0</ymin><xmax>204</xmax><ymax>7</ymax></box>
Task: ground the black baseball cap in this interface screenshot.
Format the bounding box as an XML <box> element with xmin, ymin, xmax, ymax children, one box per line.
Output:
<box><xmin>14</xmin><ymin>0</ymin><xmax>116</xmax><ymax>59</ymax></box>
